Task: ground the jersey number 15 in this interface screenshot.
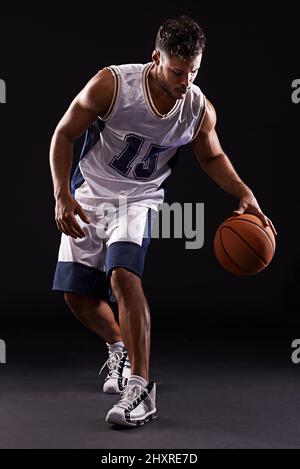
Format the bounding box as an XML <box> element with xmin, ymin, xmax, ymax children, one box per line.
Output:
<box><xmin>109</xmin><ymin>134</ymin><xmax>169</xmax><ymax>181</ymax></box>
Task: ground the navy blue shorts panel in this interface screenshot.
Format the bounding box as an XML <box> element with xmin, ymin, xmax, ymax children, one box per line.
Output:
<box><xmin>105</xmin><ymin>241</ymin><xmax>147</xmax><ymax>278</ymax></box>
<box><xmin>105</xmin><ymin>240</ymin><xmax>150</xmax><ymax>302</ymax></box>
<box><xmin>52</xmin><ymin>261</ymin><xmax>110</xmax><ymax>300</ymax></box>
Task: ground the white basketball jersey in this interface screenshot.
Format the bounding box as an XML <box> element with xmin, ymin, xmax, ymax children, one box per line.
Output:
<box><xmin>71</xmin><ymin>62</ymin><xmax>206</xmax><ymax>210</ymax></box>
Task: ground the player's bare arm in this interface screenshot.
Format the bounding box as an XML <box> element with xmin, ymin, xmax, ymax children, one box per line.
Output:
<box><xmin>192</xmin><ymin>99</ymin><xmax>277</xmax><ymax>236</ymax></box>
<box><xmin>49</xmin><ymin>68</ymin><xmax>114</xmax><ymax>239</ymax></box>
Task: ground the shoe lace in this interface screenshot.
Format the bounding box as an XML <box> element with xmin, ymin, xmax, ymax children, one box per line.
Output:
<box><xmin>99</xmin><ymin>351</ymin><xmax>125</xmax><ymax>379</ymax></box>
<box><xmin>117</xmin><ymin>383</ymin><xmax>155</xmax><ymax>410</ymax></box>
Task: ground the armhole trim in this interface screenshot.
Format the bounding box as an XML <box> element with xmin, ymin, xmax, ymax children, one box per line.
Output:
<box><xmin>100</xmin><ymin>66</ymin><xmax>119</xmax><ymax>121</ymax></box>
<box><xmin>191</xmin><ymin>94</ymin><xmax>207</xmax><ymax>142</ymax></box>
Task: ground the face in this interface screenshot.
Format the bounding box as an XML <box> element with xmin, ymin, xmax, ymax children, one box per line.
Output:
<box><xmin>152</xmin><ymin>49</ymin><xmax>202</xmax><ymax>99</ymax></box>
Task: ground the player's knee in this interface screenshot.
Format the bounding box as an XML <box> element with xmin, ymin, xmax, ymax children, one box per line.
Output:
<box><xmin>63</xmin><ymin>291</ymin><xmax>92</xmax><ymax>316</ymax></box>
<box><xmin>110</xmin><ymin>267</ymin><xmax>132</xmax><ymax>288</ymax></box>
<box><xmin>64</xmin><ymin>292</ymin><xmax>79</xmax><ymax>312</ymax></box>
<box><xmin>110</xmin><ymin>267</ymin><xmax>141</xmax><ymax>296</ymax></box>
<box><xmin>64</xmin><ymin>291</ymin><xmax>103</xmax><ymax>315</ymax></box>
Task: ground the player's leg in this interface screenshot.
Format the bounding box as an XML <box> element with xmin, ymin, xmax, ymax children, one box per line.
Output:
<box><xmin>64</xmin><ymin>291</ymin><xmax>131</xmax><ymax>392</ymax></box>
<box><xmin>106</xmin><ymin>267</ymin><xmax>156</xmax><ymax>426</ymax></box>
<box><xmin>110</xmin><ymin>268</ymin><xmax>150</xmax><ymax>381</ymax></box>
<box><xmin>104</xmin><ymin>205</ymin><xmax>157</xmax><ymax>426</ymax></box>
<box><xmin>52</xmin><ymin>207</ymin><xmax>131</xmax><ymax>393</ymax></box>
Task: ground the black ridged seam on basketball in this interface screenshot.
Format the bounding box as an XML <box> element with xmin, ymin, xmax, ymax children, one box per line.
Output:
<box><xmin>221</xmin><ymin>225</ymin><xmax>270</xmax><ymax>266</ymax></box>
<box><xmin>223</xmin><ymin>217</ymin><xmax>275</xmax><ymax>251</ymax></box>
<box><xmin>219</xmin><ymin>228</ymin><xmax>260</xmax><ymax>274</ymax></box>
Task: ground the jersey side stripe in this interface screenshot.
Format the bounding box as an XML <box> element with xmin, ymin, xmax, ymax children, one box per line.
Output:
<box><xmin>71</xmin><ymin>119</ymin><xmax>105</xmax><ymax>195</ymax></box>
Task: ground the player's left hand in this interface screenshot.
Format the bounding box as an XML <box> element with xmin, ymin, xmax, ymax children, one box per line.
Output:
<box><xmin>233</xmin><ymin>192</ymin><xmax>277</xmax><ymax>236</ymax></box>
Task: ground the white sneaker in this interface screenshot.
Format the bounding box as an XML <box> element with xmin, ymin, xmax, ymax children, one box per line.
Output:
<box><xmin>105</xmin><ymin>381</ymin><xmax>157</xmax><ymax>427</ymax></box>
<box><xmin>99</xmin><ymin>349</ymin><xmax>131</xmax><ymax>394</ymax></box>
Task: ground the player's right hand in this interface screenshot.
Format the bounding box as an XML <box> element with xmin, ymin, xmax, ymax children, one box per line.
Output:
<box><xmin>55</xmin><ymin>194</ymin><xmax>91</xmax><ymax>239</ymax></box>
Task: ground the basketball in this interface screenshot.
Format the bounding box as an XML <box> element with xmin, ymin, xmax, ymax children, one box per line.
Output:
<box><xmin>214</xmin><ymin>214</ymin><xmax>276</xmax><ymax>275</ymax></box>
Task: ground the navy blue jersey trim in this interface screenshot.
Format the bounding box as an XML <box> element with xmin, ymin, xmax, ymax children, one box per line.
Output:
<box><xmin>71</xmin><ymin>119</ymin><xmax>105</xmax><ymax>196</ymax></box>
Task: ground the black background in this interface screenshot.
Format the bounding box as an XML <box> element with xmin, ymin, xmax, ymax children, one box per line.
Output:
<box><xmin>0</xmin><ymin>1</ymin><xmax>299</xmax><ymax>329</ymax></box>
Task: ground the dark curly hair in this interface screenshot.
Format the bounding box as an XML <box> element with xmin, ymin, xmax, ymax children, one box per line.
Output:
<box><xmin>155</xmin><ymin>15</ymin><xmax>206</xmax><ymax>58</ymax></box>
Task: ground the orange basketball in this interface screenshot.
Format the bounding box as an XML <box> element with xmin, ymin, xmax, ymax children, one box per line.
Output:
<box><xmin>214</xmin><ymin>214</ymin><xmax>276</xmax><ymax>275</ymax></box>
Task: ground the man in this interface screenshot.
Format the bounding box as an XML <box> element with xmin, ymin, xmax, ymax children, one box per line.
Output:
<box><xmin>50</xmin><ymin>15</ymin><xmax>276</xmax><ymax>427</ymax></box>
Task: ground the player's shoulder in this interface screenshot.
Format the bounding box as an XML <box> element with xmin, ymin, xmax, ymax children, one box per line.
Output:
<box><xmin>188</xmin><ymin>82</ymin><xmax>206</xmax><ymax>115</ymax></box>
<box><xmin>77</xmin><ymin>68</ymin><xmax>115</xmax><ymax>116</ymax></box>
<box><xmin>107</xmin><ymin>63</ymin><xmax>146</xmax><ymax>76</ymax></box>
<box><xmin>87</xmin><ymin>67</ymin><xmax>115</xmax><ymax>93</ymax></box>
<box><xmin>198</xmin><ymin>97</ymin><xmax>216</xmax><ymax>134</ymax></box>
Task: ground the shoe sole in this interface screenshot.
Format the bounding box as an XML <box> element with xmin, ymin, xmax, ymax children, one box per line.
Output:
<box><xmin>106</xmin><ymin>409</ymin><xmax>157</xmax><ymax>427</ymax></box>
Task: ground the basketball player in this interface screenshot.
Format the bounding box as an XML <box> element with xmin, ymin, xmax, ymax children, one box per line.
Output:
<box><xmin>49</xmin><ymin>15</ymin><xmax>276</xmax><ymax>427</ymax></box>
